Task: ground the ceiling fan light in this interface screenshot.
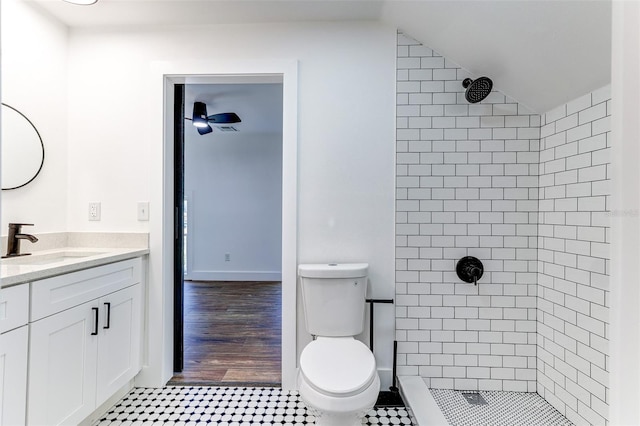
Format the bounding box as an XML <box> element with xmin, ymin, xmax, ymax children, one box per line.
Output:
<box><xmin>192</xmin><ymin>101</ymin><xmax>209</xmax><ymax>128</ymax></box>
<box><xmin>63</xmin><ymin>0</ymin><xmax>98</xmax><ymax>5</ymax></box>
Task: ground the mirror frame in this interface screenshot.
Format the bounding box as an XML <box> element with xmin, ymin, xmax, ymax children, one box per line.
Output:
<box><xmin>1</xmin><ymin>103</ymin><xmax>45</xmax><ymax>190</ymax></box>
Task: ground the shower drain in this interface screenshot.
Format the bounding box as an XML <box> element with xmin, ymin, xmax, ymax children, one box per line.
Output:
<box><xmin>461</xmin><ymin>392</ymin><xmax>488</xmax><ymax>405</ymax></box>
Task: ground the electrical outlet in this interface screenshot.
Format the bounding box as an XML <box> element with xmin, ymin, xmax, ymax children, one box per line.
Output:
<box><xmin>225</xmin><ymin>253</ymin><xmax>231</xmax><ymax>262</ymax></box>
<box><xmin>137</xmin><ymin>202</ymin><xmax>149</xmax><ymax>221</ymax></box>
<box><xmin>89</xmin><ymin>202</ymin><xmax>101</xmax><ymax>221</ymax></box>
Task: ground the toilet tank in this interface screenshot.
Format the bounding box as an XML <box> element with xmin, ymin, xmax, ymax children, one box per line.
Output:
<box><xmin>298</xmin><ymin>263</ymin><xmax>368</xmax><ymax>337</ymax></box>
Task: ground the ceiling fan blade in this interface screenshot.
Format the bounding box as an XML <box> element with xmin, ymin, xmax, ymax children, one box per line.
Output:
<box><xmin>197</xmin><ymin>124</ymin><xmax>213</xmax><ymax>135</ymax></box>
<box><xmin>207</xmin><ymin>112</ymin><xmax>241</xmax><ymax>124</ymax></box>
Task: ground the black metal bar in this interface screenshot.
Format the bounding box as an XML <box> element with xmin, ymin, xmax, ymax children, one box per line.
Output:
<box><xmin>103</xmin><ymin>302</ymin><xmax>111</xmax><ymax>329</ymax></box>
<box><xmin>369</xmin><ymin>301</ymin><xmax>375</xmax><ymax>351</ymax></box>
<box><xmin>91</xmin><ymin>307</ymin><xmax>99</xmax><ymax>335</ymax></box>
<box><xmin>365</xmin><ymin>299</ymin><xmax>394</xmax><ymax>352</ymax></box>
<box><xmin>366</xmin><ymin>299</ymin><xmax>394</xmax><ymax>304</ymax></box>
<box><xmin>390</xmin><ymin>340</ymin><xmax>399</xmax><ymax>392</ymax></box>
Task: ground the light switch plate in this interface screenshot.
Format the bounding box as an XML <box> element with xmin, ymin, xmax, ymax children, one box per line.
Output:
<box><xmin>137</xmin><ymin>202</ymin><xmax>149</xmax><ymax>221</ymax></box>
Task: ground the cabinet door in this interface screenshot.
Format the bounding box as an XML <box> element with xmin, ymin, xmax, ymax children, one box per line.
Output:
<box><xmin>96</xmin><ymin>284</ymin><xmax>141</xmax><ymax>406</ymax></box>
<box><xmin>0</xmin><ymin>326</ymin><xmax>28</xmax><ymax>426</ymax></box>
<box><xmin>28</xmin><ymin>303</ymin><xmax>98</xmax><ymax>426</ymax></box>
<box><xmin>0</xmin><ymin>283</ymin><xmax>29</xmax><ymax>333</ymax></box>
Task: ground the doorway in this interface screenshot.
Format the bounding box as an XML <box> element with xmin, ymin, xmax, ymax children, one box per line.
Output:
<box><xmin>171</xmin><ymin>77</ymin><xmax>285</xmax><ymax>385</ymax></box>
<box><xmin>145</xmin><ymin>62</ymin><xmax>298</xmax><ymax>390</ymax></box>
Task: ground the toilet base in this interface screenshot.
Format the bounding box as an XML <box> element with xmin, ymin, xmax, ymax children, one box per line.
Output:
<box><xmin>313</xmin><ymin>410</ymin><xmax>367</xmax><ymax>426</ymax></box>
<box><xmin>298</xmin><ymin>371</ymin><xmax>380</xmax><ymax>426</ymax></box>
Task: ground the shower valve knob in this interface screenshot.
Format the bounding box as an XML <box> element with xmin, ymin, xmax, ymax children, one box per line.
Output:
<box><xmin>456</xmin><ymin>256</ymin><xmax>484</xmax><ymax>285</ymax></box>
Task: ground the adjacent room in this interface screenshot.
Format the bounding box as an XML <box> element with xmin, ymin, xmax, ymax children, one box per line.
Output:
<box><xmin>171</xmin><ymin>81</ymin><xmax>284</xmax><ymax>386</ymax></box>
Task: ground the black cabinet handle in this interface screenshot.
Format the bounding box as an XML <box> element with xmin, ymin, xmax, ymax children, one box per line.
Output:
<box><xmin>91</xmin><ymin>307</ymin><xmax>99</xmax><ymax>335</ymax></box>
<box><xmin>103</xmin><ymin>302</ymin><xmax>111</xmax><ymax>329</ymax></box>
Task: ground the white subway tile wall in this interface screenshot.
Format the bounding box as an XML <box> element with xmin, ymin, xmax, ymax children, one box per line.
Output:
<box><xmin>537</xmin><ymin>86</ymin><xmax>611</xmax><ymax>425</ymax></box>
<box><xmin>395</xmin><ymin>33</ymin><xmax>539</xmax><ymax>393</ymax></box>
<box><xmin>395</xmin><ymin>32</ymin><xmax>611</xmax><ymax>425</ymax></box>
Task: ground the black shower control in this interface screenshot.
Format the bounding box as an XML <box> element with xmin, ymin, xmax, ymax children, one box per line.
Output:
<box><xmin>456</xmin><ymin>256</ymin><xmax>484</xmax><ymax>285</ymax></box>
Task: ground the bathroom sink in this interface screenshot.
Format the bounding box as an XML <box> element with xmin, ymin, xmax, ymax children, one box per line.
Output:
<box><xmin>2</xmin><ymin>251</ymin><xmax>107</xmax><ymax>266</ymax></box>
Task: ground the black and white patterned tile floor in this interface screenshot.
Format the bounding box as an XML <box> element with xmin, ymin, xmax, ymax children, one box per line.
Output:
<box><xmin>95</xmin><ymin>386</ymin><xmax>413</xmax><ymax>425</ymax></box>
<box><xmin>430</xmin><ymin>389</ymin><xmax>574</xmax><ymax>426</ymax></box>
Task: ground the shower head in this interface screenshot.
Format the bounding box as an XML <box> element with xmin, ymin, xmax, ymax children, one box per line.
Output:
<box><xmin>462</xmin><ymin>77</ymin><xmax>493</xmax><ymax>103</ymax></box>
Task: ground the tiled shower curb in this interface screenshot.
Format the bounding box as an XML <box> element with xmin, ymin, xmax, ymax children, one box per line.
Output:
<box><xmin>398</xmin><ymin>375</ymin><xmax>449</xmax><ymax>425</ymax></box>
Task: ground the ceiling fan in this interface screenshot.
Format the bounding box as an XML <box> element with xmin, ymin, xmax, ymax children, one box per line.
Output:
<box><xmin>187</xmin><ymin>101</ymin><xmax>241</xmax><ymax>135</ymax></box>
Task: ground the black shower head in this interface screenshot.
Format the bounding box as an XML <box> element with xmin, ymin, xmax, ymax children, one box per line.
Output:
<box><xmin>462</xmin><ymin>77</ymin><xmax>493</xmax><ymax>103</ymax></box>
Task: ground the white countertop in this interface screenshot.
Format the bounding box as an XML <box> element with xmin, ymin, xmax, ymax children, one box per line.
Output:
<box><xmin>1</xmin><ymin>247</ymin><xmax>149</xmax><ymax>288</ymax></box>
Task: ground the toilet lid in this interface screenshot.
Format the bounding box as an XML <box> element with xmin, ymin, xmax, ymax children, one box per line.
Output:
<box><xmin>300</xmin><ymin>338</ymin><xmax>377</xmax><ymax>397</ymax></box>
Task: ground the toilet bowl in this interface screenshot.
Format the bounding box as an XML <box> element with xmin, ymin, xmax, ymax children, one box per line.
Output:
<box><xmin>297</xmin><ymin>263</ymin><xmax>381</xmax><ymax>426</ymax></box>
<box><xmin>298</xmin><ymin>337</ymin><xmax>380</xmax><ymax>426</ymax></box>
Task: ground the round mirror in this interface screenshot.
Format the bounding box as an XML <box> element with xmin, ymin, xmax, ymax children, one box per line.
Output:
<box><xmin>1</xmin><ymin>103</ymin><xmax>45</xmax><ymax>190</ymax></box>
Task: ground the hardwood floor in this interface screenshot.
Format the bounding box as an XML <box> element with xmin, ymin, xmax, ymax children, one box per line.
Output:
<box><xmin>169</xmin><ymin>280</ymin><xmax>282</xmax><ymax>386</ymax></box>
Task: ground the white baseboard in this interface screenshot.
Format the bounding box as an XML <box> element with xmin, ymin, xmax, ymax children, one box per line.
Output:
<box><xmin>378</xmin><ymin>367</ymin><xmax>392</xmax><ymax>390</ymax></box>
<box><xmin>187</xmin><ymin>270</ymin><xmax>282</xmax><ymax>281</ymax></box>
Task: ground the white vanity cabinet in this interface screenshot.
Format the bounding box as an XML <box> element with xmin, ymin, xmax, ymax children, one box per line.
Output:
<box><xmin>0</xmin><ymin>284</ymin><xmax>30</xmax><ymax>426</ymax></box>
<box><xmin>96</xmin><ymin>283</ymin><xmax>142</xmax><ymax>404</ymax></box>
<box><xmin>28</xmin><ymin>300</ymin><xmax>99</xmax><ymax>425</ymax></box>
<box><xmin>27</xmin><ymin>258</ymin><xmax>143</xmax><ymax>426</ymax></box>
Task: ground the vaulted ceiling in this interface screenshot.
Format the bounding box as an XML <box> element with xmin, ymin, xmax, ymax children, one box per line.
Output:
<box><xmin>381</xmin><ymin>1</ymin><xmax>611</xmax><ymax>113</ymax></box>
<box><xmin>29</xmin><ymin>0</ymin><xmax>611</xmax><ymax>113</ymax></box>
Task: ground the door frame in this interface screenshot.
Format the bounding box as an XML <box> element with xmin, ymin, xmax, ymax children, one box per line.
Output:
<box><xmin>173</xmin><ymin>83</ymin><xmax>185</xmax><ymax>373</ymax></box>
<box><xmin>174</xmin><ymin>77</ymin><xmax>286</xmax><ymax>375</ymax></box>
<box><xmin>140</xmin><ymin>60</ymin><xmax>298</xmax><ymax>389</ymax></box>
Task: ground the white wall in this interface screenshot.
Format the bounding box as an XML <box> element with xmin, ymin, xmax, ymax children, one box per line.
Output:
<box><xmin>184</xmin><ymin>83</ymin><xmax>283</xmax><ymax>281</ymax></box>
<box><xmin>0</xmin><ymin>0</ymin><xmax>68</xmax><ymax>235</ymax></box>
<box><xmin>610</xmin><ymin>2</ymin><xmax>640</xmax><ymax>424</ymax></box>
<box><xmin>65</xmin><ymin>22</ymin><xmax>396</xmax><ymax>386</ymax></box>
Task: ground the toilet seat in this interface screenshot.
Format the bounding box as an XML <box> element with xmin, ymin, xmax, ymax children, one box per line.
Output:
<box><xmin>299</xmin><ymin>337</ymin><xmax>376</xmax><ymax>398</ymax></box>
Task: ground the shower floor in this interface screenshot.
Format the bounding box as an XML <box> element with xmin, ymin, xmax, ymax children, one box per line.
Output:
<box><xmin>430</xmin><ymin>389</ymin><xmax>573</xmax><ymax>426</ymax></box>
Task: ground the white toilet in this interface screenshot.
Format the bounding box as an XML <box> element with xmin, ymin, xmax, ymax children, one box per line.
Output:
<box><xmin>297</xmin><ymin>263</ymin><xmax>380</xmax><ymax>426</ymax></box>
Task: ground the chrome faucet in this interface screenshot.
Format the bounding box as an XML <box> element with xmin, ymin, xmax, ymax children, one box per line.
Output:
<box><xmin>3</xmin><ymin>223</ymin><xmax>38</xmax><ymax>258</ymax></box>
